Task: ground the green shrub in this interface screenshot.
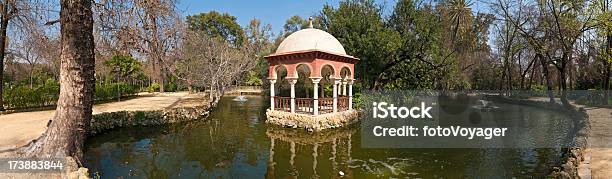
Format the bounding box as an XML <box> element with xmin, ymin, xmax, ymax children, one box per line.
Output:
<box><xmin>2</xmin><ymin>79</ymin><xmax>60</xmax><ymax>109</ymax></box>
<box><xmin>95</xmin><ymin>82</ymin><xmax>138</xmax><ymax>101</ymax></box>
<box><xmin>164</xmin><ymin>83</ymin><xmax>177</xmax><ymax>92</ymax></box>
<box><xmin>573</xmin><ymin>90</ymin><xmax>610</xmax><ymax>106</ymax></box>
<box><xmin>352</xmin><ymin>92</ymin><xmax>362</xmax><ymax>109</ymax></box>
<box><xmin>148</xmin><ymin>83</ymin><xmax>160</xmax><ymax>93</ymax></box>
<box><xmin>2</xmin><ymin>81</ymin><xmax>138</xmax><ymax>110</ymax></box>
<box><xmin>575</xmin><ymin>96</ymin><xmax>589</xmax><ymax>105</ymax></box>
<box><xmin>40</xmin><ymin>79</ymin><xmax>60</xmax><ymax>105</ymax></box>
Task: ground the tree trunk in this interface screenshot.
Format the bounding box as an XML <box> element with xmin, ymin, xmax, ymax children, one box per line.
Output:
<box><xmin>519</xmin><ymin>52</ymin><xmax>535</xmax><ymax>90</ymax></box>
<box><xmin>507</xmin><ymin>58</ymin><xmax>512</xmax><ymax>92</ymax></box>
<box><xmin>569</xmin><ymin>61</ymin><xmax>573</xmax><ymax>90</ymax></box>
<box><xmin>0</xmin><ymin>2</ymin><xmax>10</xmax><ymax>111</ymax></box>
<box><xmin>538</xmin><ymin>54</ymin><xmax>554</xmax><ymax>103</ymax></box>
<box><xmin>147</xmin><ymin>13</ymin><xmax>165</xmax><ymax>93</ymax></box>
<box><xmin>209</xmin><ymin>85</ymin><xmax>214</xmax><ymax>100</ymax></box>
<box><xmin>560</xmin><ymin>67</ymin><xmax>569</xmax><ymax>105</ymax></box>
<box><xmin>528</xmin><ymin>61</ymin><xmax>536</xmax><ymax>90</ymax></box>
<box><xmin>24</xmin><ymin>0</ymin><xmax>95</xmax><ymax>162</ymax></box>
<box><xmin>159</xmin><ymin>73</ymin><xmax>164</xmax><ymax>92</ymax></box>
<box><xmin>499</xmin><ymin>72</ymin><xmax>506</xmax><ymax>91</ymax></box>
<box><xmin>560</xmin><ymin>54</ymin><xmax>569</xmax><ymax>105</ymax></box>
<box><xmin>604</xmin><ymin>32</ymin><xmax>611</xmax><ymax>105</ymax></box>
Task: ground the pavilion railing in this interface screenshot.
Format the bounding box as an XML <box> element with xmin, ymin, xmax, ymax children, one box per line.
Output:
<box><xmin>274</xmin><ymin>96</ymin><xmax>291</xmax><ymax>112</ymax></box>
<box><xmin>296</xmin><ymin>98</ymin><xmax>313</xmax><ymax>114</ymax></box>
<box><xmin>338</xmin><ymin>97</ymin><xmax>349</xmax><ymax>111</ymax></box>
<box><xmin>319</xmin><ymin>98</ymin><xmax>334</xmax><ymax>114</ymax></box>
<box><xmin>273</xmin><ymin>97</ymin><xmax>349</xmax><ymax>114</ymax></box>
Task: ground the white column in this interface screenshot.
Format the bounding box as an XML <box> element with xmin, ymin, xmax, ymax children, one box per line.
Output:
<box><xmin>311</xmin><ymin>77</ymin><xmax>322</xmax><ymax>116</ymax></box>
<box><xmin>332</xmin><ymin>78</ymin><xmax>340</xmax><ymax>113</ymax></box>
<box><xmin>269</xmin><ymin>79</ymin><xmax>276</xmax><ymax>110</ymax></box>
<box><xmin>348</xmin><ymin>79</ymin><xmax>354</xmax><ymax>110</ymax></box>
<box><xmin>288</xmin><ymin>78</ymin><xmax>297</xmax><ymax>113</ymax></box>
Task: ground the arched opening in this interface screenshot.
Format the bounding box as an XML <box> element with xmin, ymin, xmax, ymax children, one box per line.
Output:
<box><xmin>272</xmin><ymin>65</ymin><xmax>288</xmax><ymax>80</ymax></box>
<box><xmin>319</xmin><ymin>64</ymin><xmax>336</xmax><ymax>113</ymax></box>
<box><xmin>338</xmin><ymin>66</ymin><xmax>353</xmax><ymax>110</ymax></box>
<box><xmin>295</xmin><ymin>64</ymin><xmax>312</xmax><ymax>98</ymax></box>
<box><xmin>340</xmin><ymin>66</ymin><xmax>352</xmax><ymax>81</ymax></box>
<box><xmin>295</xmin><ymin>64</ymin><xmax>313</xmax><ymax>113</ymax></box>
<box><xmin>273</xmin><ymin>65</ymin><xmax>291</xmax><ymax>112</ymax></box>
<box><xmin>340</xmin><ymin>66</ymin><xmax>352</xmax><ymax>97</ymax></box>
<box><xmin>320</xmin><ymin>64</ymin><xmax>336</xmax><ymax>98</ymax></box>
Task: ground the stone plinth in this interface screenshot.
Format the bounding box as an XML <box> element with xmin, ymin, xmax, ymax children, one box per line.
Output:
<box><xmin>265</xmin><ymin>109</ymin><xmax>359</xmax><ymax>131</ymax></box>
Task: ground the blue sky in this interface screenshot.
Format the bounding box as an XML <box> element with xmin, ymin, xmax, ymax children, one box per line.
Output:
<box><xmin>177</xmin><ymin>0</ymin><xmax>393</xmax><ymax>34</ymax></box>
<box><xmin>177</xmin><ymin>0</ymin><xmax>489</xmax><ymax>34</ymax></box>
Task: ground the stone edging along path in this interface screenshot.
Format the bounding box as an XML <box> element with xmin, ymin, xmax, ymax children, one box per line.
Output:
<box><xmin>88</xmin><ymin>98</ymin><xmax>217</xmax><ymax>136</ymax></box>
<box><xmin>486</xmin><ymin>96</ymin><xmax>590</xmax><ymax>178</ymax></box>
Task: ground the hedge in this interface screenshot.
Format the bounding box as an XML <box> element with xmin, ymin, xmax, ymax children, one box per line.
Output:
<box><xmin>2</xmin><ymin>81</ymin><xmax>139</xmax><ymax>110</ymax></box>
<box><xmin>95</xmin><ymin>83</ymin><xmax>139</xmax><ymax>101</ymax></box>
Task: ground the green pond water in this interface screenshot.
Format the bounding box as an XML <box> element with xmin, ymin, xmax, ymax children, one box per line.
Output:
<box><xmin>84</xmin><ymin>96</ymin><xmax>572</xmax><ymax>178</ymax></box>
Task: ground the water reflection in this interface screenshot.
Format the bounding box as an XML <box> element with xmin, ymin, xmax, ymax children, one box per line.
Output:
<box><xmin>84</xmin><ymin>96</ymin><xmax>571</xmax><ymax>178</ymax></box>
<box><xmin>266</xmin><ymin>126</ymin><xmax>356</xmax><ymax>178</ymax></box>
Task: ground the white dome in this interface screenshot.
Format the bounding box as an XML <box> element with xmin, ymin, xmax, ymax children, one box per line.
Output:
<box><xmin>276</xmin><ymin>28</ymin><xmax>347</xmax><ymax>55</ymax></box>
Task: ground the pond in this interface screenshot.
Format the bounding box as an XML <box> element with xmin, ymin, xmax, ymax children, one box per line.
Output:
<box><xmin>84</xmin><ymin>96</ymin><xmax>572</xmax><ymax>178</ymax></box>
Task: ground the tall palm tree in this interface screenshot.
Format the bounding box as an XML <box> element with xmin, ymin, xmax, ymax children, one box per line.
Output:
<box><xmin>448</xmin><ymin>0</ymin><xmax>473</xmax><ymax>42</ymax></box>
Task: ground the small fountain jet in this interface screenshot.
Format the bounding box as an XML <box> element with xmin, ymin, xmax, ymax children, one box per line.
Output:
<box><xmin>233</xmin><ymin>95</ymin><xmax>248</xmax><ymax>102</ymax></box>
<box><xmin>472</xmin><ymin>100</ymin><xmax>499</xmax><ymax>111</ymax></box>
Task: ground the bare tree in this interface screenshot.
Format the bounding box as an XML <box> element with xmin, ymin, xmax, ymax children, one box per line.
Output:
<box><xmin>9</xmin><ymin>22</ymin><xmax>53</xmax><ymax>88</ymax></box>
<box><xmin>94</xmin><ymin>0</ymin><xmax>181</xmax><ymax>92</ymax></box>
<box><xmin>176</xmin><ymin>31</ymin><xmax>256</xmax><ymax>99</ymax></box>
<box><xmin>493</xmin><ymin>0</ymin><xmax>594</xmax><ymax>103</ymax></box>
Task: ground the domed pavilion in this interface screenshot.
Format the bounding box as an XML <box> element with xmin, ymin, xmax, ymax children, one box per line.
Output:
<box><xmin>264</xmin><ymin>19</ymin><xmax>358</xmax><ymax>131</ymax></box>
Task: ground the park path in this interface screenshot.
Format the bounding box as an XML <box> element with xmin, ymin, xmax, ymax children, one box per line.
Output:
<box><xmin>0</xmin><ymin>92</ymin><xmax>190</xmax><ymax>152</ymax></box>
<box><xmin>575</xmin><ymin>104</ymin><xmax>612</xmax><ymax>179</ymax></box>
<box><xmin>527</xmin><ymin>97</ymin><xmax>612</xmax><ymax>178</ymax></box>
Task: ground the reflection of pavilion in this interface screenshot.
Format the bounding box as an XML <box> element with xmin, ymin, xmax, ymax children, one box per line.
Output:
<box><xmin>265</xmin><ymin>126</ymin><xmax>356</xmax><ymax>178</ymax></box>
<box><xmin>264</xmin><ymin>19</ymin><xmax>359</xmax><ymax>131</ymax></box>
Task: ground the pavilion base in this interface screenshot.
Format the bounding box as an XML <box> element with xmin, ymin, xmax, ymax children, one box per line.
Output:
<box><xmin>265</xmin><ymin>109</ymin><xmax>359</xmax><ymax>132</ymax></box>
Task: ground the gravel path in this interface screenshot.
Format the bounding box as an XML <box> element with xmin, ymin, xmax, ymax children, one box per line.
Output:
<box><xmin>576</xmin><ymin>105</ymin><xmax>612</xmax><ymax>179</ymax></box>
<box><xmin>0</xmin><ymin>92</ymin><xmax>190</xmax><ymax>152</ymax></box>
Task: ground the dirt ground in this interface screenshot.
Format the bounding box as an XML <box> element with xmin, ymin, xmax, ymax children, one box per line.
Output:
<box><xmin>0</xmin><ymin>92</ymin><xmax>193</xmax><ymax>152</ymax></box>
<box><xmin>577</xmin><ymin>105</ymin><xmax>612</xmax><ymax>179</ymax></box>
